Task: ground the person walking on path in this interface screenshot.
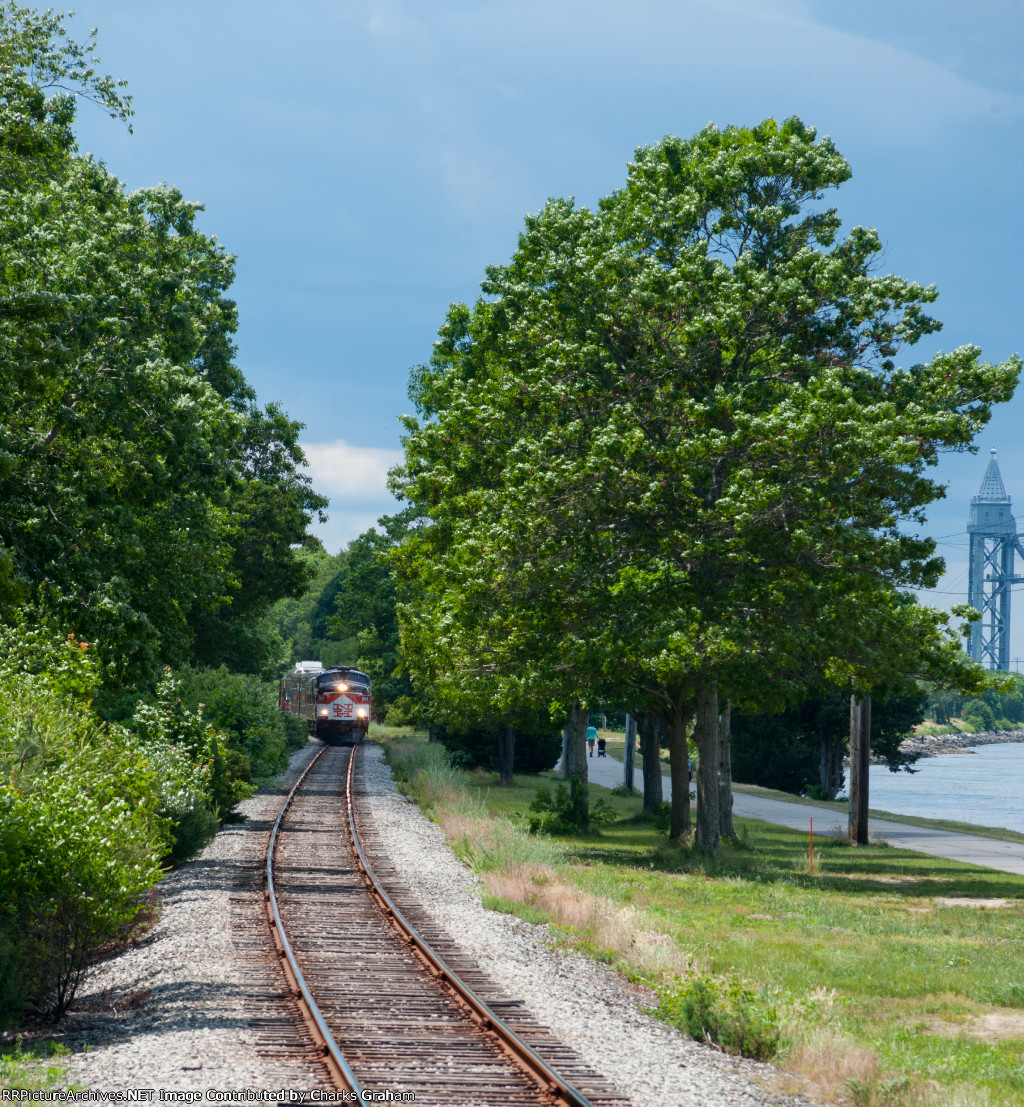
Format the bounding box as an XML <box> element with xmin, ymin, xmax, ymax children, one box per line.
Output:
<box><xmin>586</xmin><ymin>724</ymin><xmax>597</xmax><ymax>757</ymax></box>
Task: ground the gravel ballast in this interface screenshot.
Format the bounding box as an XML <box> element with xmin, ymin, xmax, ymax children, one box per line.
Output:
<box><xmin>48</xmin><ymin>743</ymin><xmax>325</xmax><ymax>1095</ymax></box>
<box><xmin>358</xmin><ymin>746</ymin><xmax>804</xmax><ymax>1107</ymax></box>
<box><xmin>33</xmin><ymin>742</ymin><xmax>805</xmax><ymax>1106</ymax></box>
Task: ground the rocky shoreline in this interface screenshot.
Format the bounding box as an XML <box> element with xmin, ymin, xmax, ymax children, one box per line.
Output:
<box><xmin>897</xmin><ymin>728</ymin><xmax>1024</xmax><ymax>758</ymax></box>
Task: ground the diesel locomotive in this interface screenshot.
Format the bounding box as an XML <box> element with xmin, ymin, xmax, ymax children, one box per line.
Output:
<box><xmin>279</xmin><ymin>660</ymin><xmax>371</xmax><ymax>744</ymax></box>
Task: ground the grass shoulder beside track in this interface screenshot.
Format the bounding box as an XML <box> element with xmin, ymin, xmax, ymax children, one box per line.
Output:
<box><xmin>373</xmin><ymin>725</ymin><xmax>1024</xmax><ymax>1107</ymax></box>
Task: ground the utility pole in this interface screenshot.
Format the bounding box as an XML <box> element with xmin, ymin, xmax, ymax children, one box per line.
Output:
<box><xmin>848</xmin><ymin>694</ymin><xmax>871</xmax><ymax>845</ymax></box>
<box><xmin>623</xmin><ymin>713</ymin><xmax>636</xmax><ymax>793</ymax></box>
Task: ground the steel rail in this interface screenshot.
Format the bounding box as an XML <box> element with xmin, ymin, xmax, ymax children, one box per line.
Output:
<box><xmin>265</xmin><ymin>746</ymin><xmax>363</xmax><ymax>1095</ymax></box>
<box><xmin>345</xmin><ymin>744</ymin><xmax>596</xmax><ymax>1107</ymax></box>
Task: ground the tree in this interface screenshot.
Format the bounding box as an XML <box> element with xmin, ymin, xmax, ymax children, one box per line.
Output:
<box><xmin>962</xmin><ymin>697</ymin><xmax>995</xmax><ymax>732</ymax></box>
<box><xmin>264</xmin><ymin>545</ymin><xmax>358</xmax><ymax>669</ymax></box>
<box><xmin>187</xmin><ymin>402</ymin><xmax>328</xmax><ymax>676</ymax></box>
<box><xmin>732</xmin><ymin>683</ymin><xmax>928</xmax><ymax>799</ymax></box>
<box><xmin>328</xmin><ymin>511</ymin><xmax>419</xmax><ymax>719</ymax></box>
<box><xmin>0</xmin><ymin>5</ymin><xmax>324</xmax><ymax>685</ymax></box>
<box><xmin>393</xmin><ymin>117</ymin><xmax>1018</xmax><ymax>855</ymax></box>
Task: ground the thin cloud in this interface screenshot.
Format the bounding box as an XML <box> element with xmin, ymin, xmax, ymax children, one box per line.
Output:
<box><xmin>301</xmin><ymin>438</ymin><xmax>404</xmax><ymax>554</ymax></box>
<box><xmin>302</xmin><ymin>439</ymin><xmax>405</xmax><ymax>502</ymax></box>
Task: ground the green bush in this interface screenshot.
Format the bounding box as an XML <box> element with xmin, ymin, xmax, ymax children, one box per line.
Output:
<box><xmin>656</xmin><ymin>974</ymin><xmax>781</xmax><ymax>1060</ymax></box>
<box><xmin>440</xmin><ymin>725</ymin><xmax>562</xmax><ymax>775</ymax></box>
<box><xmin>280</xmin><ymin>711</ymin><xmax>309</xmax><ymax>752</ymax></box>
<box><xmin>528</xmin><ymin>779</ymin><xmax>617</xmax><ymax>834</ymax></box>
<box><xmin>165</xmin><ymin>805</ymin><xmax>221</xmax><ymax>866</ymax></box>
<box><xmin>0</xmin><ymin>625</ymin><xmax>286</xmax><ymax>1023</ymax></box>
<box><xmin>385</xmin><ymin>739</ymin><xmax>456</xmax><ymax>797</ymax></box>
<box><xmin>174</xmin><ymin>666</ymin><xmax>301</xmax><ymax>780</ymax></box>
<box><xmin>650</xmin><ymin>801</ymin><xmax>673</xmax><ymax>834</ymax></box>
<box><xmin>132</xmin><ymin>671</ymin><xmax>254</xmax><ymax>820</ymax></box>
<box><xmin>961</xmin><ymin>699</ymin><xmax>994</xmax><ymax>731</ymax></box>
<box><xmin>0</xmin><ymin>626</ymin><xmax>171</xmax><ymax>1023</ymax></box>
<box><xmin>0</xmin><ymin>931</ymin><xmax>23</xmax><ymax>1027</ymax></box>
<box><xmin>0</xmin><ymin>769</ymin><xmax>163</xmax><ymax>1020</ymax></box>
<box><xmin>469</xmin><ymin>818</ymin><xmax>565</xmax><ymax>872</ymax></box>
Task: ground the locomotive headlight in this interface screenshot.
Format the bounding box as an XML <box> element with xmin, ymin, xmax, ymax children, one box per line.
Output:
<box><xmin>319</xmin><ymin>708</ymin><xmax>329</xmax><ymax>716</ymax></box>
<box><xmin>356</xmin><ymin>708</ymin><xmax>368</xmax><ymax>718</ymax></box>
<box><xmin>336</xmin><ymin>682</ymin><xmax>348</xmax><ymax>692</ymax></box>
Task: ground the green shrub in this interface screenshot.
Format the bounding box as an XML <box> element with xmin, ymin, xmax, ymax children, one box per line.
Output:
<box><xmin>474</xmin><ymin>819</ymin><xmax>565</xmax><ymax>871</ymax></box>
<box><xmin>174</xmin><ymin>666</ymin><xmax>298</xmax><ymax>780</ymax></box>
<box><xmin>656</xmin><ymin>974</ymin><xmax>781</xmax><ymax>1060</ymax></box>
<box><xmin>0</xmin><ymin>626</ymin><xmax>232</xmax><ymax>1023</ymax></box>
<box><xmin>0</xmin><ymin>932</ymin><xmax>24</xmax><ymax>1028</ymax></box>
<box><xmin>166</xmin><ymin>804</ymin><xmax>221</xmax><ymax>865</ymax></box>
<box><xmin>650</xmin><ymin>801</ymin><xmax>673</xmax><ymax>834</ymax></box>
<box><xmin>528</xmin><ymin>779</ymin><xmax>617</xmax><ymax>834</ymax></box>
<box><xmin>0</xmin><ymin>770</ymin><xmax>163</xmax><ymax>1020</ymax></box>
<box><xmin>280</xmin><ymin>711</ymin><xmax>309</xmax><ymax>752</ymax></box>
<box><xmin>132</xmin><ymin>671</ymin><xmax>254</xmax><ymax>820</ymax></box>
<box><xmin>961</xmin><ymin>699</ymin><xmax>994</xmax><ymax>731</ymax></box>
<box><xmin>0</xmin><ymin>702</ymin><xmax>168</xmax><ymax>1025</ymax></box>
<box><xmin>385</xmin><ymin>739</ymin><xmax>457</xmax><ymax>801</ymax></box>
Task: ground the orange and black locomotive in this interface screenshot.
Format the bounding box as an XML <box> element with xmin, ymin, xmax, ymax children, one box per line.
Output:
<box><xmin>279</xmin><ymin>661</ymin><xmax>371</xmax><ymax>744</ymax></box>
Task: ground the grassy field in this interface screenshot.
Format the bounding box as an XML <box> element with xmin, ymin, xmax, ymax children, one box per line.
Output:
<box><xmin>377</xmin><ymin>729</ymin><xmax>1024</xmax><ymax>1107</ymax></box>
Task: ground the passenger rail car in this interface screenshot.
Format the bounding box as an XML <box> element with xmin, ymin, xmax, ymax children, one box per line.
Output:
<box><xmin>279</xmin><ymin>661</ymin><xmax>371</xmax><ymax>744</ymax></box>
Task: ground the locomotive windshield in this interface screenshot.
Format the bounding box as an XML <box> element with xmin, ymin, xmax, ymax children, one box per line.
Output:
<box><xmin>317</xmin><ymin>669</ymin><xmax>369</xmax><ymax>690</ymax></box>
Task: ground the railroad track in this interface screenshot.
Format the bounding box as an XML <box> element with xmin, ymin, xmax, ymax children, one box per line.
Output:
<box><xmin>264</xmin><ymin>743</ymin><xmax>625</xmax><ymax>1106</ymax></box>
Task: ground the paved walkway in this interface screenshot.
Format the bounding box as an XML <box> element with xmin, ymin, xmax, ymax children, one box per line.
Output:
<box><xmin>581</xmin><ymin>750</ymin><xmax>1024</xmax><ymax>878</ymax></box>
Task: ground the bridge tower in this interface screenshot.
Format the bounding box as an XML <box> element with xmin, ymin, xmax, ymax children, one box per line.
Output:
<box><xmin>967</xmin><ymin>449</ymin><xmax>1024</xmax><ymax>670</ymax></box>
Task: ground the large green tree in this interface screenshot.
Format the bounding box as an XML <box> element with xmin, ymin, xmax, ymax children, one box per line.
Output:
<box><xmin>732</xmin><ymin>683</ymin><xmax>928</xmax><ymax>800</ymax></box>
<box><xmin>0</xmin><ymin>4</ymin><xmax>325</xmax><ymax>683</ymax></box>
<box><xmin>393</xmin><ymin>117</ymin><xmax>1015</xmax><ymax>854</ymax></box>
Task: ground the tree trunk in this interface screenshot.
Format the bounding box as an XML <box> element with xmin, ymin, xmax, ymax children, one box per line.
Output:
<box><xmin>428</xmin><ymin>723</ymin><xmax>440</xmax><ymax>744</ymax></box>
<box><xmin>666</xmin><ymin>704</ymin><xmax>692</xmax><ymax>840</ymax></box>
<box><xmin>623</xmin><ymin>713</ymin><xmax>637</xmax><ymax>793</ymax></box>
<box><xmin>718</xmin><ymin>700</ymin><xmax>734</xmax><ymax>839</ymax></box>
<box><xmin>848</xmin><ymin>693</ymin><xmax>870</xmax><ymax>845</ymax></box>
<box><xmin>694</xmin><ymin>684</ymin><xmax>720</xmax><ymax>857</ymax></box>
<box><xmin>561</xmin><ymin>723</ymin><xmax>570</xmax><ymax>780</ymax></box>
<box><xmin>819</xmin><ymin>727</ymin><xmax>844</xmax><ymax>799</ymax></box>
<box><xmin>636</xmin><ymin>711</ymin><xmax>663</xmax><ymax>812</ymax></box>
<box><xmin>564</xmin><ymin>702</ymin><xmax>589</xmax><ymax>828</ymax></box>
<box><xmin>498</xmin><ymin>725</ymin><xmax>516</xmax><ymax>786</ymax></box>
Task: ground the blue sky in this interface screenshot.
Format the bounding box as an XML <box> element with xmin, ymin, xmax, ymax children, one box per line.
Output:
<box><xmin>68</xmin><ymin>1</ymin><xmax>1024</xmax><ymax>653</ymax></box>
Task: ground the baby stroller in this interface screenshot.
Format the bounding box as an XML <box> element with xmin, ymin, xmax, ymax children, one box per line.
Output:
<box><xmin>597</xmin><ymin>737</ymin><xmax>607</xmax><ymax>757</ymax></box>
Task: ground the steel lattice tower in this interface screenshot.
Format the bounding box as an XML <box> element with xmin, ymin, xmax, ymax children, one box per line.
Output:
<box><xmin>967</xmin><ymin>449</ymin><xmax>1024</xmax><ymax>670</ymax></box>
